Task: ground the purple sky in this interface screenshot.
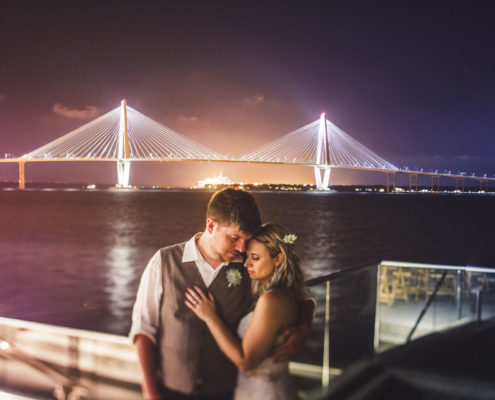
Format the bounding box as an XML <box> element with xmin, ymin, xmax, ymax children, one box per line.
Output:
<box><xmin>1</xmin><ymin>1</ymin><xmax>494</xmax><ymax>186</ymax></box>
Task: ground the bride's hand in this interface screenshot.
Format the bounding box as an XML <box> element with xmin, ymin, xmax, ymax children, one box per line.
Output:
<box><xmin>185</xmin><ymin>286</ymin><xmax>217</xmax><ymax>322</ymax></box>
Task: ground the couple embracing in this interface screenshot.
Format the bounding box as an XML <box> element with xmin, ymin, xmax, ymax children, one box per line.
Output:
<box><xmin>130</xmin><ymin>188</ymin><xmax>314</xmax><ymax>400</ymax></box>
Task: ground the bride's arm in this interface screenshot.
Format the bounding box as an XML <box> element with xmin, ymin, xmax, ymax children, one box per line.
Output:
<box><xmin>185</xmin><ymin>286</ymin><xmax>285</xmax><ymax>371</ymax></box>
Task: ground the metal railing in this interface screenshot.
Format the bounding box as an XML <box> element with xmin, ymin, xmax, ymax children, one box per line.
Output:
<box><xmin>0</xmin><ymin>317</ymin><xmax>141</xmax><ymax>399</ymax></box>
<box><xmin>291</xmin><ymin>260</ymin><xmax>495</xmax><ymax>396</ymax></box>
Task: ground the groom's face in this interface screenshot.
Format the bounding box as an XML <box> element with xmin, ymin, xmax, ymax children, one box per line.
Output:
<box><xmin>209</xmin><ymin>220</ymin><xmax>252</xmax><ymax>262</ymax></box>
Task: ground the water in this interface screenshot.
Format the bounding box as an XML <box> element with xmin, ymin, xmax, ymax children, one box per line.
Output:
<box><xmin>0</xmin><ymin>189</ymin><xmax>494</xmax><ymax>337</ymax></box>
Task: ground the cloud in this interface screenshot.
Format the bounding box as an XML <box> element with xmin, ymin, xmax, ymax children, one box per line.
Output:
<box><xmin>242</xmin><ymin>95</ymin><xmax>265</xmax><ymax>107</ymax></box>
<box><xmin>177</xmin><ymin>115</ymin><xmax>201</xmax><ymax>126</ymax></box>
<box><xmin>457</xmin><ymin>155</ymin><xmax>480</xmax><ymax>160</ymax></box>
<box><xmin>0</xmin><ymin>93</ymin><xmax>5</xmax><ymax>102</ymax></box>
<box><xmin>178</xmin><ymin>115</ymin><xmax>199</xmax><ymax>123</ymax></box>
<box><xmin>53</xmin><ymin>103</ymin><xmax>102</xmax><ymax>119</ymax></box>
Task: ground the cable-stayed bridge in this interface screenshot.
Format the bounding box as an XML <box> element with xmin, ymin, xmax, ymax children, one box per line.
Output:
<box><xmin>239</xmin><ymin>113</ymin><xmax>398</xmax><ymax>190</ymax></box>
<box><xmin>1</xmin><ymin>100</ymin><xmax>493</xmax><ymax>191</ymax></box>
<box><xmin>11</xmin><ymin>100</ymin><xmax>225</xmax><ymax>188</ymax></box>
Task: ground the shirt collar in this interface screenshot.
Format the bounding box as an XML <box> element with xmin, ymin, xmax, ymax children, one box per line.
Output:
<box><xmin>182</xmin><ymin>233</ymin><xmax>243</xmax><ymax>265</ymax></box>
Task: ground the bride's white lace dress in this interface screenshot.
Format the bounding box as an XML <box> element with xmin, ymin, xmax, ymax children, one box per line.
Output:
<box><xmin>233</xmin><ymin>312</ymin><xmax>299</xmax><ymax>400</ymax></box>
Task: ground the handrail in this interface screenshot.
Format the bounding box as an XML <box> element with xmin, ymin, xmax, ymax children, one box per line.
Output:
<box><xmin>305</xmin><ymin>260</ymin><xmax>495</xmax><ymax>286</ymax></box>
<box><xmin>305</xmin><ymin>260</ymin><xmax>380</xmax><ymax>287</ymax></box>
<box><xmin>381</xmin><ymin>260</ymin><xmax>495</xmax><ymax>274</ymax></box>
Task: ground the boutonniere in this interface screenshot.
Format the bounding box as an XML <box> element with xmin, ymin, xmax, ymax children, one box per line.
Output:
<box><xmin>226</xmin><ymin>268</ymin><xmax>243</xmax><ymax>288</ymax></box>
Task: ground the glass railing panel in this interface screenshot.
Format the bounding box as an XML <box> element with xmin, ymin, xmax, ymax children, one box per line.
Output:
<box><xmin>291</xmin><ymin>262</ymin><xmax>379</xmax><ymax>398</ymax></box>
<box><xmin>289</xmin><ymin>282</ymin><xmax>326</xmax><ymax>398</ymax></box>
<box><xmin>375</xmin><ymin>262</ymin><xmax>495</xmax><ymax>353</ymax></box>
<box><xmin>325</xmin><ymin>266</ymin><xmax>378</xmax><ymax>369</ymax></box>
<box><xmin>472</xmin><ymin>270</ymin><xmax>495</xmax><ymax>320</ymax></box>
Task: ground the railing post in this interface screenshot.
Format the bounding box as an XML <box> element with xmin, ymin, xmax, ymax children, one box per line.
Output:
<box><xmin>322</xmin><ymin>280</ymin><xmax>331</xmax><ymax>388</ymax></box>
<box><xmin>456</xmin><ymin>270</ymin><xmax>463</xmax><ymax>319</ymax></box>
<box><xmin>475</xmin><ymin>288</ymin><xmax>483</xmax><ymax>325</ymax></box>
<box><xmin>374</xmin><ymin>263</ymin><xmax>381</xmax><ymax>352</ymax></box>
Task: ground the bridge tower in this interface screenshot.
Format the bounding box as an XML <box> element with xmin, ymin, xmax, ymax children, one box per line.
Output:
<box><xmin>314</xmin><ymin>113</ymin><xmax>331</xmax><ymax>190</ymax></box>
<box><xmin>18</xmin><ymin>161</ymin><xmax>25</xmax><ymax>189</ymax></box>
<box><xmin>117</xmin><ymin>99</ymin><xmax>131</xmax><ymax>187</ymax></box>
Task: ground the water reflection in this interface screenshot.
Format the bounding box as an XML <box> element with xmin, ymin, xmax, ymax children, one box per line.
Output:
<box><xmin>301</xmin><ymin>208</ymin><xmax>337</xmax><ymax>278</ymax></box>
<box><xmin>104</xmin><ymin>220</ymin><xmax>139</xmax><ymax>333</ymax></box>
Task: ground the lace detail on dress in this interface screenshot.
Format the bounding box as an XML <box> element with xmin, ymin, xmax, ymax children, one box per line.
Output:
<box><xmin>233</xmin><ymin>312</ymin><xmax>299</xmax><ymax>400</ymax></box>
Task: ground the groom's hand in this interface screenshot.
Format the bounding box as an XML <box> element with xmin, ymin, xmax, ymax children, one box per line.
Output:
<box><xmin>272</xmin><ymin>297</ymin><xmax>314</xmax><ymax>362</ymax></box>
<box><xmin>271</xmin><ymin>324</ymin><xmax>309</xmax><ymax>363</ymax></box>
<box><xmin>144</xmin><ymin>390</ymin><xmax>162</xmax><ymax>400</ymax></box>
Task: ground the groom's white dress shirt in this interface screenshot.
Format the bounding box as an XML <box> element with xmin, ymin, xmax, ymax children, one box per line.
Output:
<box><xmin>129</xmin><ymin>233</ymin><xmax>243</xmax><ymax>344</ymax></box>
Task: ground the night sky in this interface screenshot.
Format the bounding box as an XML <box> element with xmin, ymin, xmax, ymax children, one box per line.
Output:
<box><xmin>1</xmin><ymin>1</ymin><xmax>494</xmax><ymax>186</ymax></box>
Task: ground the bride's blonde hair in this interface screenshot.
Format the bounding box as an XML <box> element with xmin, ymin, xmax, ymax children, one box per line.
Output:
<box><xmin>250</xmin><ymin>222</ymin><xmax>308</xmax><ymax>302</ymax></box>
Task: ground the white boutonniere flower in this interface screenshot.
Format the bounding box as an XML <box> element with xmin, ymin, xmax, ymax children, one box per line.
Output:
<box><xmin>226</xmin><ymin>268</ymin><xmax>242</xmax><ymax>288</ymax></box>
<box><xmin>283</xmin><ymin>234</ymin><xmax>297</xmax><ymax>244</ymax></box>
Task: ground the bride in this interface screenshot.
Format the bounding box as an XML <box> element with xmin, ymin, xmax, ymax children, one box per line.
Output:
<box><xmin>185</xmin><ymin>223</ymin><xmax>308</xmax><ymax>400</ymax></box>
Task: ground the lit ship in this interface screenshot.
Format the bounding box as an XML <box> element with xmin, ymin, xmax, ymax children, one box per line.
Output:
<box><xmin>197</xmin><ymin>172</ymin><xmax>233</xmax><ymax>188</ymax></box>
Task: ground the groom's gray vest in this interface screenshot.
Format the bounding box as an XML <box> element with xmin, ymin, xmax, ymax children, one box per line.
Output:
<box><xmin>158</xmin><ymin>242</ymin><xmax>252</xmax><ymax>395</ymax></box>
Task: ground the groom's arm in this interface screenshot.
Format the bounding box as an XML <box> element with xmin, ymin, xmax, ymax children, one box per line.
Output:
<box><xmin>129</xmin><ymin>252</ymin><xmax>163</xmax><ymax>399</ymax></box>
<box><xmin>135</xmin><ymin>334</ymin><xmax>162</xmax><ymax>400</ymax></box>
<box><xmin>271</xmin><ymin>298</ymin><xmax>315</xmax><ymax>362</ymax></box>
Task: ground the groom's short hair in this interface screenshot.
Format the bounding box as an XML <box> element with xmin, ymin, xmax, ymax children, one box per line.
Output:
<box><xmin>207</xmin><ymin>188</ymin><xmax>261</xmax><ymax>234</ymax></box>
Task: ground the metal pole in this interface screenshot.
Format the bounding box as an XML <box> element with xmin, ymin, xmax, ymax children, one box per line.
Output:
<box><xmin>407</xmin><ymin>270</ymin><xmax>448</xmax><ymax>343</ymax></box>
<box><xmin>322</xmin><ymin>281</ymin><xmax>331</xmax><ymax>388</ymax></box>
<box><xmin>374</xmin><ymin>264</ymin><xmax>382</xmax><ymax>352</ymax></box>
<box><xmin>475</xmin><ymin>288</ymin><xmax>483</xmax><ymax>324</ymax></box>
<box><xmin>456</xmin><ymin>270</ymin><xmax>462</xmax><ymax>319</ymax></box>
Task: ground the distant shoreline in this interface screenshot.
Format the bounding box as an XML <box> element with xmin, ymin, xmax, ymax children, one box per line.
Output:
<box><xmin>0</xmin><ymin>181</ymin><xmax>493</xmax><ymax>194</ymax></box>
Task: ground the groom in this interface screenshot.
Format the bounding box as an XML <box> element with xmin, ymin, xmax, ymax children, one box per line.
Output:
<box><xmin>130</xmin><ymin>188</ymin><xmax>313</xmax><ymax>400</ymax></box>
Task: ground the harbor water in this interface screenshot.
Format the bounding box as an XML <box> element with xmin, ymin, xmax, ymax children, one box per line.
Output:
<box><xmin>0</xmin><ymin>189</ymin><xmax>494</xmax><ymax>343</ymax></box>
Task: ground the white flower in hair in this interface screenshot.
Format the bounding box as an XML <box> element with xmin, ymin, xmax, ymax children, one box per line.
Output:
<box><xmin>226</xmin><ymin>268</ymin><xmax>243</xmax><ymax>287</ymax></box>
<box><xmin>283</xmin><ymin>234</ymin><xmax>297</xmax><ymax>244</ymax></box>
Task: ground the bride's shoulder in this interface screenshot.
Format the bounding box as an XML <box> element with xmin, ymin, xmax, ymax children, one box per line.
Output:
<box><xmin>254</xmin><ymin>290</ymin><xmax>297</xmax><ymax>329</ymax></box>
<box><xmin>257</xmin><ymin>289</ymin><xmax>295</xmax><ymax>311</ymax></box>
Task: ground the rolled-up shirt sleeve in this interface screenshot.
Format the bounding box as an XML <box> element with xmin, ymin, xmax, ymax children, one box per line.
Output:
<box><xmin>129</xmin><ymin>250</ymin><xmax>163</xmax><ymax>344</ymax></box>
